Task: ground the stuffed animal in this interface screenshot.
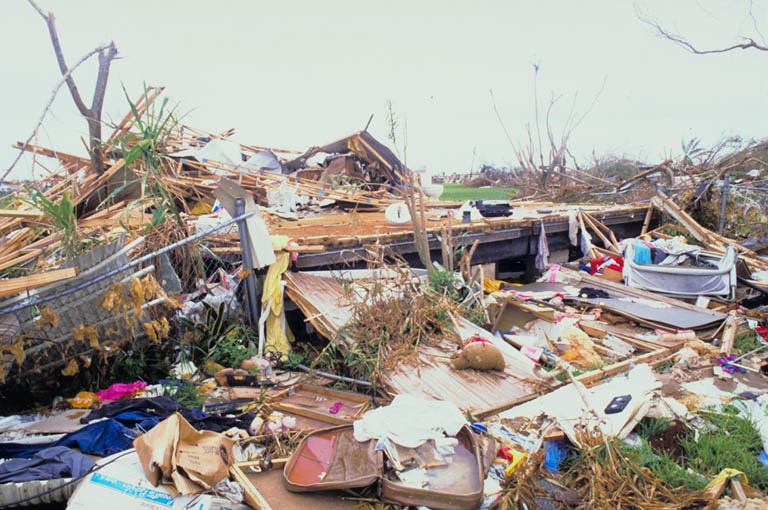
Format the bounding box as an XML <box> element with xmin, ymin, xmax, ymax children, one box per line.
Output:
<box><xmin>451</xmin><ymin>337</ymin><xmax>505</xmax><ymax>371</ymax></box>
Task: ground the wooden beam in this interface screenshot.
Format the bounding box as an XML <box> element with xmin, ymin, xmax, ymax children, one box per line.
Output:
<box><xmin>0</xmin><ymin>210</ymin><xmax>43</xmax><ymax>219</ymax></box>
<box><xmin>641</xmin><ymin>204</ymin><xmax>654</xmax><ymax>235</ymax></box>
<box><xmin>230</xmin><ymin>465</ymin><xmax>272</xmax><ymax>510</ymax></box>
<box><xmin>0</xmin><ymin>267</ymin><xmax>78</xmax><ymax>298</ymax></box>
<box><xmin>719</xmin><ymin>310</ymin><xmax>738</xmax><ymax>356</ymax></box>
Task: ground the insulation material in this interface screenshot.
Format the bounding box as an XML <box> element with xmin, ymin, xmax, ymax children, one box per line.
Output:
<box><xmin>558</xmin><ymin>325</ymin><xmax>601</xmax><ymax>367</ymax></box>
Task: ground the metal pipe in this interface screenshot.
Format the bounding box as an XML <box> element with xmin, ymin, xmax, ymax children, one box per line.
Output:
<box><xmin>296</xmin><ymin>363</ymin><xmax>372</xmax><ymax>387</ymax></box>
<box><xmin>727</xmin><ymin>336</ymin><xmax>768</xmax><ymax>365</ymax></box>
<box><xmin>738</xmin><ymin>276</ymin><xmax>768</xmax><ymax>297</ymax></box>
<box><xmin>0</xmin><ymin>210</ymin><xmax>255</xmax><ymax>315</ymax></box>
<box><xmin>234</xmin><ymin>198</ymin><xmax>261</xmax><ymax>327</ymax></box>
<box><xmin>719</xmin><ymin>173</ymin><xmax>730</xmax><ymax>235</ymax></box>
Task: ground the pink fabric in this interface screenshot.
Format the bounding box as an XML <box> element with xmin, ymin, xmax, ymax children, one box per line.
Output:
<box><xmin>548</xmin><ymin>264</ymin><xmax>561</xmax><ymax>283</ymax></box>
<box><xmin>96</xmin><ymin>381</ymin><xmax>147</xmax><ymax>401</ymax></box>
<box><xmin>464</xmin><ymin>336</ymin><xmax>492</xmax><ymax>347</ymax></box>
<box><xmin>521</xmin><ymin>346</ymin><xmax>542</xmax><ymax>363</ymax></box>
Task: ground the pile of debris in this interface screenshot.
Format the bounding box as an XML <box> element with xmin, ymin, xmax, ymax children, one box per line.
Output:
<box><xmin>1</xmin><ymin>86</ymin><xmax>768</xmax><ymax>510</ymax></box>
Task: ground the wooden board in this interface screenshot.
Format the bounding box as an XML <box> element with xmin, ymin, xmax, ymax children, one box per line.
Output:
<box><xmin>269</xmin><ymin>383</ymin><xmax>374</xmax><ymax>425</ymax></box>
<box><xmin>0</xmin><ymin>267</ymin><xmax>78</xmax><ymax>298</ymax></box>
<box><xmin>0</xmin><ymin>210</ymin><xmax>43</xmax><ymax>219</ymax></box>
<box><xmin>265</xmin><ymin>204</ymin><xmax>649</xmax><ymax>250</ymax></box>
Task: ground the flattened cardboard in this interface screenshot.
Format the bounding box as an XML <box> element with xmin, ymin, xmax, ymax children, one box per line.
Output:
<box><xmin>133</xmin><ymin>412</ymin><xmax>234</xmax><ymax>496</ymax></box>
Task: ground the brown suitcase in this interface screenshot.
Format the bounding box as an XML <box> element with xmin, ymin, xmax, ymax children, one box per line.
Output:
<box><xmin>283</xmin><ymin>424</ymin><xmax>487</xmax><ymax>510</ymax></box>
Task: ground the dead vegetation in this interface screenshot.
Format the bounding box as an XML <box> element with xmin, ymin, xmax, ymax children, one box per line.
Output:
<box><xmin>312</xmin><ymin>247</ymin><xmax>462</xmax><ymax>384</ymax></box>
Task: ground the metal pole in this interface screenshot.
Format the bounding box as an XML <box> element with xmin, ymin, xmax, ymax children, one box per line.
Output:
<box><xmin>234</xmin><ymin>198</ymin><xmax>261</xmax><ymax>327</ymax></box>
<box><xmin>0</xmin><ymin>210</ymin><xmax>254</xmax><ymax>315</ymax></box>
<box><xmin>719</xmin><ymin>173</ymin><xmax>730</xmax><ymax>235</ymax></box>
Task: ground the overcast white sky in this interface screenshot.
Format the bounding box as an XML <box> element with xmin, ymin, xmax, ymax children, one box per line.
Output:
<box><xmin>1</xmin><ymin>0</ymin><xmax>767</xmax><ymax>180</ymax></box>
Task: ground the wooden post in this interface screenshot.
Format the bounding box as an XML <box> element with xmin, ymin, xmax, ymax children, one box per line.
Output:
<box><xmin>641</xmin><ymin>204</ymin><xmax>653</xmax><ymax>235</ymax></box>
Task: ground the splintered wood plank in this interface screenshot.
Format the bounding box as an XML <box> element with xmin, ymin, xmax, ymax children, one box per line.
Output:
<box><xmin>641</xmin><ymin>204</ymin><xmax>654</xmax><ymax>235</ymax></box>
<box><xmin>0</xmin><ymin>210</ymin><xmax>43</xmax><ymax>219</ymax></box>
<box><xmin>0</xmin><ymin>249</ymin><xmax>43</xmax><ymax>272</ymax></box>
<box><xmin>0</xmin><ymin>267</ymin><xmax>78</xmax><ymax>298</ymax></box>
<box><xmin>72</xmin><ymin>158</ymin><xmax>126</xmax><ymax>207</ymax></box>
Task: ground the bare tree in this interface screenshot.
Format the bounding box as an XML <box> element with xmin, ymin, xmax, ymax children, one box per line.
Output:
<box><xmin>491</xmin><ymin>65</ymin><xmax>604</xmax><ymax>190</ymax></box>
<box><xmin>637</xmin><ymin>2</ymin><xmax>768</xmax><ymax>55</ymax></box>
<box><xmin>28</xmin><ymin>0</ymin><xmax>118</xmax><ymax>174</ymax></box>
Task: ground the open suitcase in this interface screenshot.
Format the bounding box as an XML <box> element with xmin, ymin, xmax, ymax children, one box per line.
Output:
<box><xmin>283</xmin><ymin>424</ymin><xmax>491</xmax><ymax>510</ymax></box>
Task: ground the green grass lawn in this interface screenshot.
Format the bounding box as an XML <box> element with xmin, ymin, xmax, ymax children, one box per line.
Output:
<box><xmin>439</xmin><ymin>183</ymin><xmax>520</xmax><ymax>201</ymax></box>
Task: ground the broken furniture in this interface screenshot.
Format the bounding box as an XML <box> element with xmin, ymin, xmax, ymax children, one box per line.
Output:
<box><xmin>283</xmin><ymin>424</ymin><xmax>485</xmax><ymax>510</ymax></box>
<box><xmin>623</xmin><ymin>243</ymin><xmax>738</xmax><ymax>300</ymax></box>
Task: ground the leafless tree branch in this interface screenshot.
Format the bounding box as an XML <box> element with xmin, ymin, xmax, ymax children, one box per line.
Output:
<box><xmin>489</xmin><ymin>89</ymin><xmax>516</xmax><ymax>148</ymax></box>
<box><xmin>1</xmin><ymin>44</ymin><xmax>112</xmax><ymax>184</ymax></box>
<box><xmin>747</xmin><ymin>0</ymin><xmax>767</xmax><ymax>45</ymax></box>
<box><xmin>637</xmin><ymin>4</ymin><xmax>768</xmax><ymax>54</ymax></box>
<box><xmin>27</xmin><ymin>0</ymin><xmax>118</xmax><ymax>175</ymax></box>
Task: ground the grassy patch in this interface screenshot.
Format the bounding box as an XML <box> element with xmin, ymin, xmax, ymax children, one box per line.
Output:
<box><xmin>626</xmin><ymin>410</ymin><xmax>768</xmax><ymax>491</ymax></box>
<box><xmin>734</xmin><ymin>330</ymin><xmax>764</xmax><ymax>353</ymax></box>
<box><xmin>555</xmin><ymin>362</ymin><xmax>605</xmax><ymax>382</ymax></box>
<box><xmin>160</xmin><ymin>378</ymin><xmax>205</xmax><ymax>408</ymax></box>
<box><xmin>635</xmin><ymin>416</ymin><xmax>672</xmax><ymax>439</ymax></box>
<box><xmin>439</xmin><ymin>183</ymin><xmax>520</xmax><ymax>201</ymax></box>
<box><xmin>686</xmin><ymin>408</ymin><xmax>768</xmax><ymax>490</ymax></box>
<box><xmin>622</xmin><ymin>439</ymin><xmax>707</xmax><ymax>490</ymax></box>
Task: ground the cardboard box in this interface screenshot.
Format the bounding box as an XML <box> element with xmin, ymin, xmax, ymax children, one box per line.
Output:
<box><xmin>133</xmin><ymin>413</ymin><xmax>234</xmax><ymax>496</ymax></box>
<box><xmin>598</xmin><ymin>267</ymin><xmax>624</xmax><ymax>282</ymax></box>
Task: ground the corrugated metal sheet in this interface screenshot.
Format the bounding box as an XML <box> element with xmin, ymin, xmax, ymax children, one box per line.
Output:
<box><xmin>0</xmin><ymin>477</ymin><xmax>78</xmax><ymax>507</ymax></box>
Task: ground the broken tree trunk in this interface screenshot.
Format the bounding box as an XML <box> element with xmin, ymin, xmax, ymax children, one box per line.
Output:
<box><xmin>29</xmin><ymin>0</ymin><xmax>118</xmax><ymax>175</ymax></box>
